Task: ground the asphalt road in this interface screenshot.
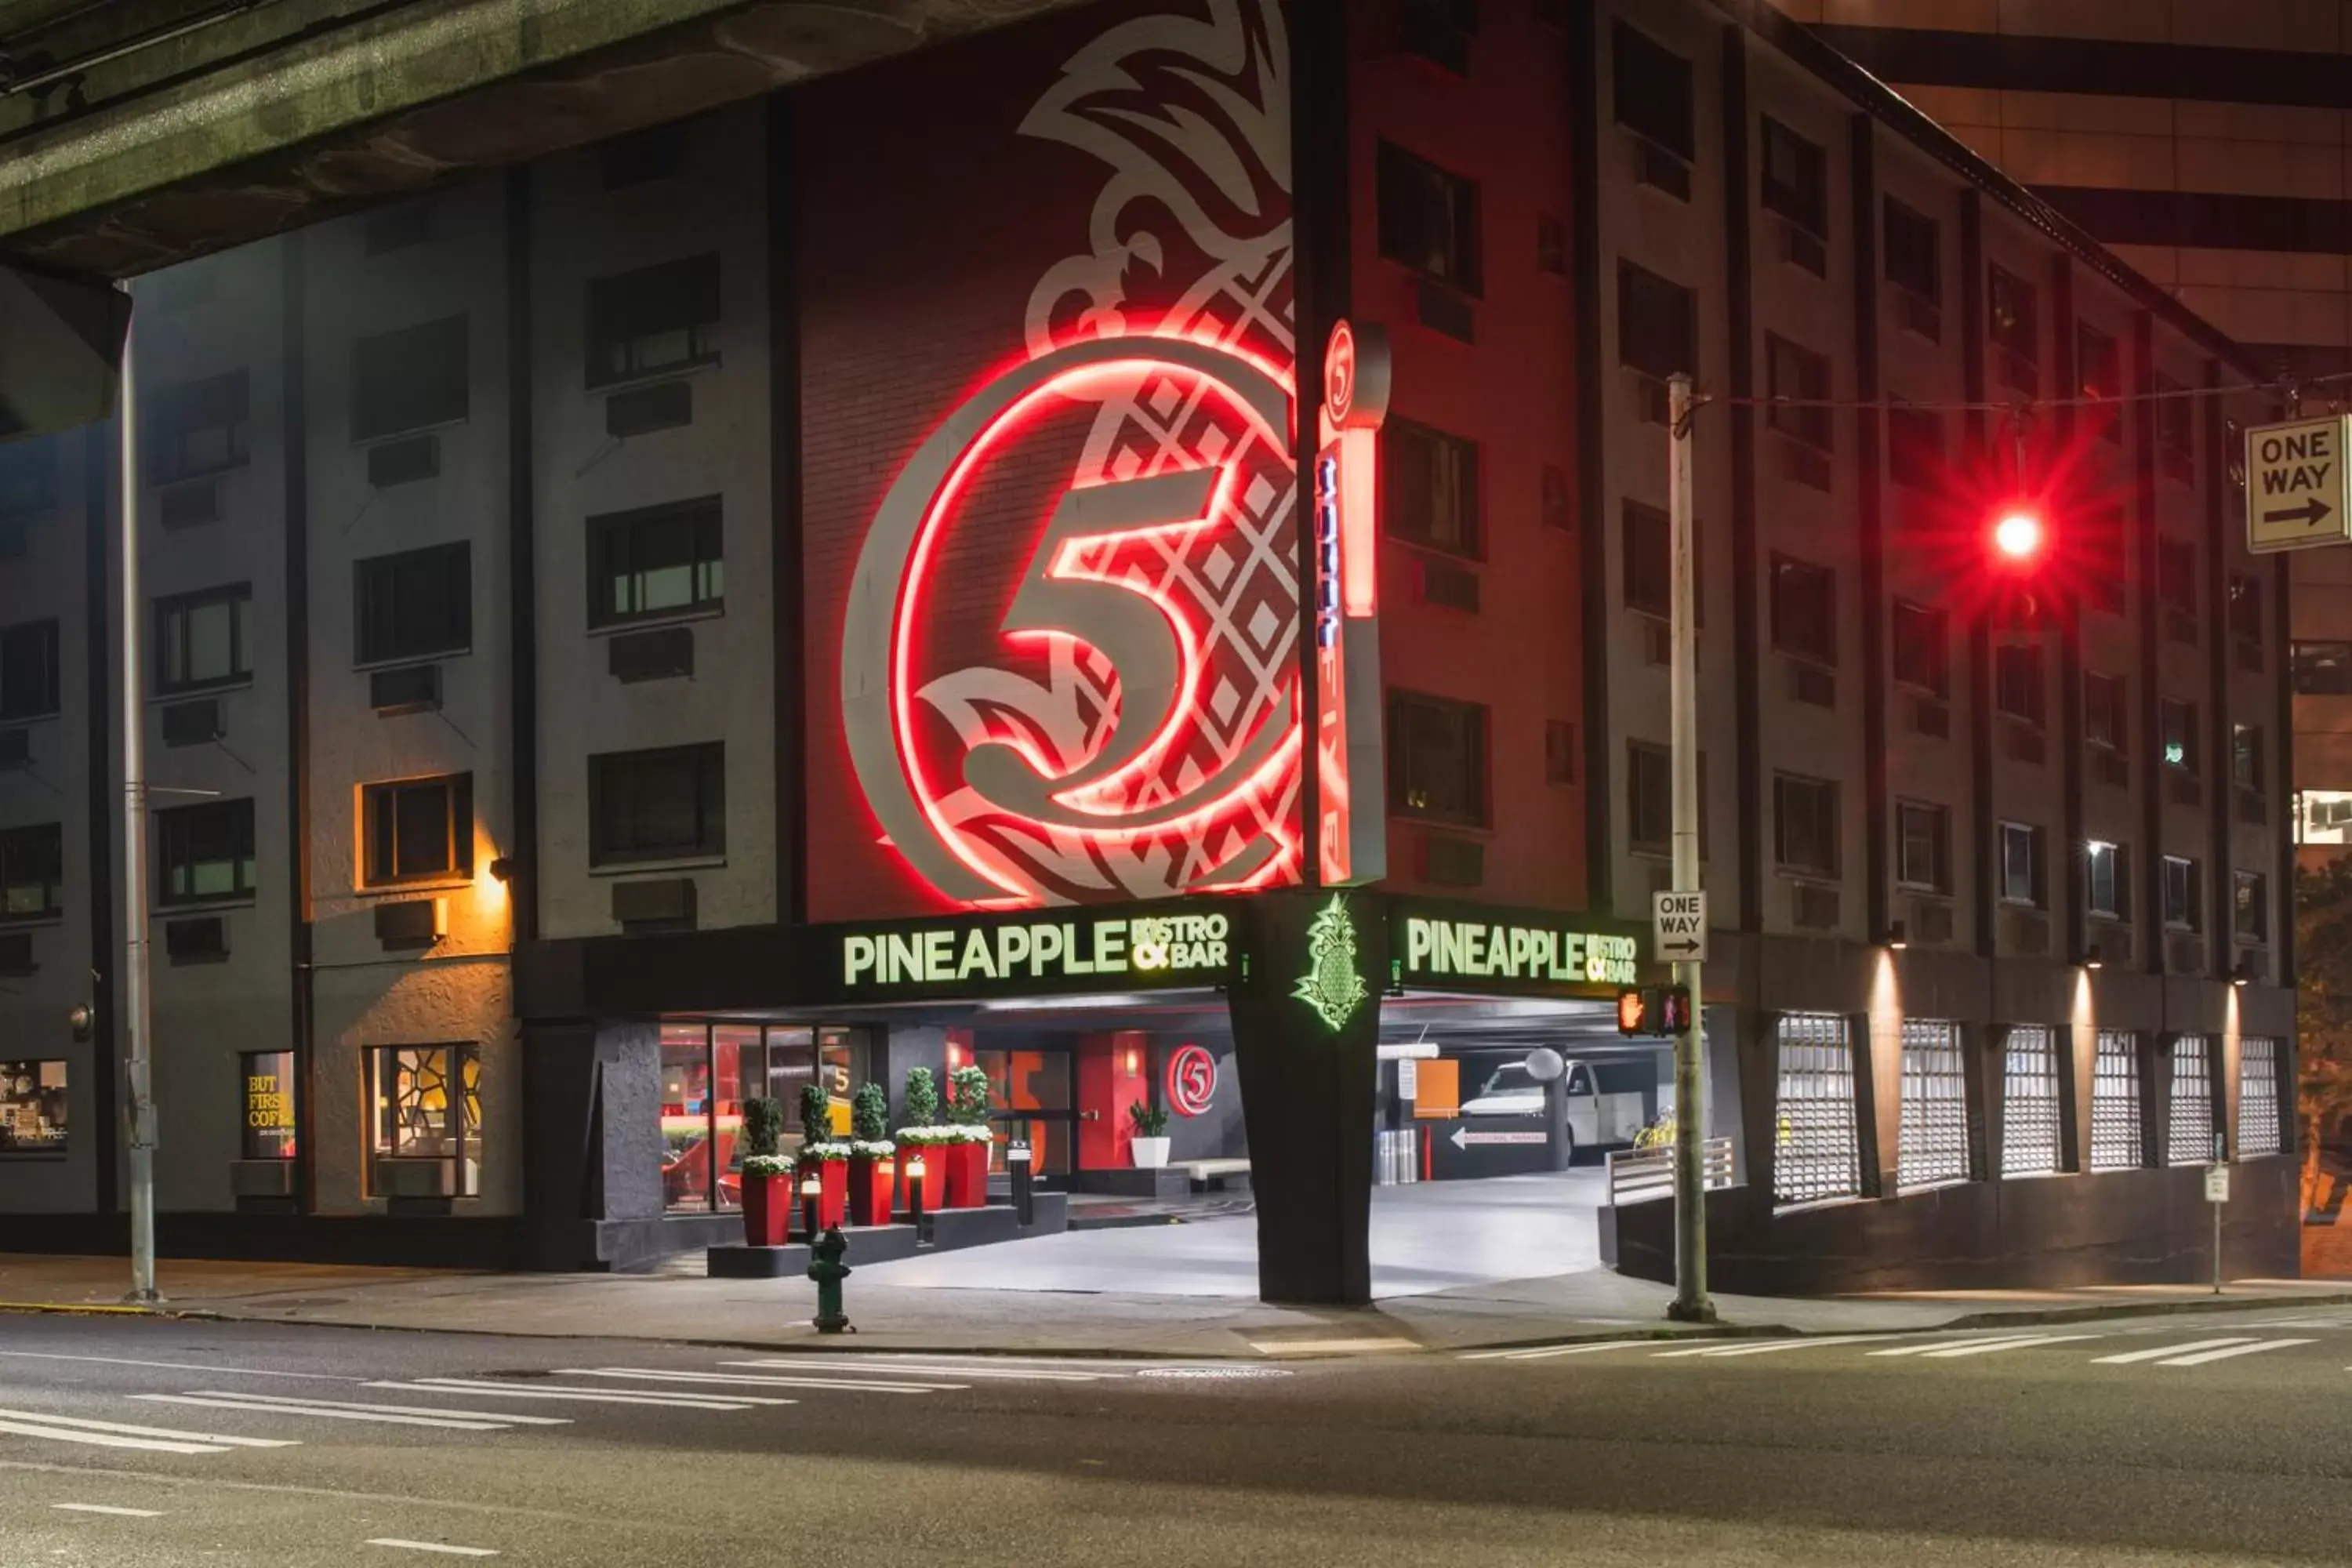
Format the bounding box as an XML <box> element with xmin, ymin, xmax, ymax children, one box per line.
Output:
<box><xmin>1</xmin><ymin>1307</ymin><xmax>2348</xmax><ymax>1566</ymax></box>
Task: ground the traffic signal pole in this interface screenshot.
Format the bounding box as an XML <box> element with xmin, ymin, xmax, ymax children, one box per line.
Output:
<box><xmin>118</xmin><ymin>291</ymin><xmax>159</xmax><ymax>1305</ymax></box>
<box><xmin>1667</xmin><ymin>373</ymin><xmax>1715</xmax><ymax>1323</ymax></box>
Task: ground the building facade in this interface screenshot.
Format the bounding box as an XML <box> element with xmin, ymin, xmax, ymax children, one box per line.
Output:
<box><xmin>0</xmin><ymin>0</ymin><xmax>2300</xmax><ymax>1301</ymax></box>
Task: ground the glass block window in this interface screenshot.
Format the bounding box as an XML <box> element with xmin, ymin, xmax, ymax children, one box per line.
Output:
<box><xmin>1898</xmin><ymin>1018</ymin><xmax>1969</xmax><ymax>1189</ymax></box>
<box><xmin>2237</xmin><ymin>1037</ymin><xmax>2281</xmax><ymax>1158</ymax></box>
<box><xmin>2089</xmin><ymin>1030</ymin><xmax>2141</xmax><ymax>1171</ymax></box>
<box><xmin>2002</xmin><ymin>1025</ymin><xmax>2062</xmax><ymax>1178</ymax></box>
<box><xmin>1774</xmin><ymin>1013</ymin><xmax>1860</xmax><ymax>1206</ymax></box>
<box><xmin>2168</xmin><ymin>1034</ymin><xmax>2215</xmax><ymax>1167</ymax></box>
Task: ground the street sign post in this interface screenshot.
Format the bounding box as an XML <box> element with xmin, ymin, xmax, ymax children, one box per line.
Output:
<box><xmin>2245</xmin><ymin>414</ymin><xmax>2352</xmax><ymax>554</ymax></box>
<box><xmin>2205</xmin><ymin>1160</ymin><xmax>2230</xmax><ymax>1295</ymax></box>
<box><xmin>1653</xmin><ymin>890</ymin><xmax>1708</xmax><ymax>964</ymax></box>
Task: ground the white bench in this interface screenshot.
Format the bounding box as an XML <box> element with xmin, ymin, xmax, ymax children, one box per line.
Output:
<box><xmin>1174</xmin><ymin>1158</ymin><xmax>1251</xmax><ymax>1189</ymax></box>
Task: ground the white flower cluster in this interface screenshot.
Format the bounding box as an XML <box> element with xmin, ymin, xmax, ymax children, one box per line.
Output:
<box><xmin>849</xmin><ymin>1139</ymin><xmax>898</xmax><ymax>1159</ymax></box>
<box><xmin>742</xmin><ymin>1154</ymin><xmax>793</xmax><ymax>1177</ymax></box>
<box><xmin>798</xmin><ymin>1141</ymin><xmax>855</xmax><ymax>1162</ymax></box>
<box><xmin>893</xmin><ymin>1124</ymin><xmax>996</xmax><ymax>1146</ymax></box>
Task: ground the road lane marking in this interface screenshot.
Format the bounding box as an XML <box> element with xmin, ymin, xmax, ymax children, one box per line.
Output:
<box><xmin>1458</xmin><ymin>1341</ymin><xmax>1650</xmax><ymax>1362</ymax></box>
<box><xmin>557</xmin><ymin>1367</ymin><xmax>955</xmax><ymax>1395</ymax></box>
<box><xmin>2154</xmin><ymin>1338</ymin><xmax>2316</xmax><ymax>1367</ymax></box>
<box><xmin>1247</xmin><ymin>1338</ymin><xmax>1414</xmax><ymax>1355</ymax></box>
<box><xmin>1867</xmin><ymin>1335</ymin><xmax>2047</xmax><ymax>1358</ymax></box>
<box><xmin>1911</xmin><ymin>1334</ymin><xmax>2107</xmax><ymax>1359</ymax></box>
<box><xmin>0</xmin><ymin>1409</ymin><xmax>296</xmax><ymax>1448</ymax></box>
<box><xmin>2092</xmin><ymin>1338</ymin><xmax>2263</xmax><ymax>1365</ymax></box>
<box><xmin>721</xmin><ymin>1357</ymin><xmax>1118</xmax><ymax>1382</ymax></box>
<box><xmin>134</xmin><ymin>1396</ymin><xmax>518</xmax><ymax>1432</ymax></box>
<box><xmin>154</xmin><ymin>1391</ymin><xmax>570</xmax><ymax>1425</ymax></box>
<box><xmin>0</xmin><ymin>1351</ymin><xmax>360</xmax><ymax>1381</ymax></box>
<box><xmin>53</xmin><ymin>1503</ymin><xmax>165</xmax><ymax>1517</ymax></box>
<box><xmin>0</xmin><ymin>1419</ymin><xmax>227</xmax><ymax>1455</ymax></box>
<box><xmin>372</xmin><ymin>1379</ymin><xmax>786</xmax><ymax>1410</ymax></box>
<box><xmin>365</xmin><ymin>1541</ymin><xmax>499</xmax><ymax>1558</ymax></box>
<box><xmin>1652</xmin><ymin>1335</ymin><xmax>1901</xmax><ymax>1359</ymax></box>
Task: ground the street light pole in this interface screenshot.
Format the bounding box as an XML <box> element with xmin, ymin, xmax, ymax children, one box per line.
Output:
<box><xmin>1667</xmin><ymin>372</ymin><xmax>1714</xmax><ymax>1323</ymax></box>
<box><xmin>117</xmin><ymin>289</ymin><xmax>158</xmax><ymax>1305</ymax></box>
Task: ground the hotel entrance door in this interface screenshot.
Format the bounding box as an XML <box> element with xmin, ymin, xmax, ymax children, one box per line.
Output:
<box><xmin>974</xmin><ymin>1047</ymin><xmax>1076</xmax><ymax>1177</ymax></box>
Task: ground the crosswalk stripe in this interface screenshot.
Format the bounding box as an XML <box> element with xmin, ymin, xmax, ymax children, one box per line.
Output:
<box><xmin>720</xmin><ymin>1357</ymin><xmax>1116</xmax><ymax>1382</ymax></box>
<box><xmin>2091</xmin><ymin>1338</ymin><xmax>2262</xmax><ymax>1365</ymax></box>
<box><xmin>0</xmin><ymin>1407</ymin><xmax>296</xmax><ymax>1448</ymax></box>
<box><xmin>53</xmin><ymin>1504</ymin><xmax>165</xmax><ymax>1517</ymax></box>
<box><xmin>1458</xmin><ymin>1341</ymin><xmax>1648</xmax><ymax>1362</ymax></box>
<box><xmin>0</xmin><ymin>1417</ymin><xmax>229</xmax><ymax>1456</ymax></box>
<box><xmin>365</xmin><ymin>1541</ymin><xmax>499</xmax><ymax>1558</ymax></box>
<box><xmin>160</xmin><ymin>1390</ymin><xmax>572</xmax><ymax>1425</ymax></box>
<box><xmin>1653</xmin><ymin>1334</ymin><xmax>1900</xmax><ymax>1359</ymax></box>
<box><xmin>1911</xmin><ymin>1334</ymin><xmax>2106</xmax><ymax>1359</ymax></box>
<box><xmin>1867</xmin><ymin>1335</ymin><xmax>2034</xmax><ymax>1358</ymax></box>
<box><xmin>2155</xmin><ymin>1338</ymin><xmax>2315</xmax><ymax>1367</ymax></box>
<box><xmin>377</xmin><ymin>1378</ymin><xmax>789</xmax><ymax>1410</ymax></box>
<box><xmin>559</xmin><ymin>1367</ymin><xmax>956</xmax><ymax>1395</ymax></box>
<box><xmin>134</xmin><ymin>1396</ymin><xmax>517</xmax><ymax>1432</ymax></box>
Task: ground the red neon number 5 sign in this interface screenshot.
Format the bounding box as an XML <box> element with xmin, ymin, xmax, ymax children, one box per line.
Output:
<box><xmin>843</xmin><ymin>335</ymin><xmax>1299</xmax><ymax>907</ymax></box>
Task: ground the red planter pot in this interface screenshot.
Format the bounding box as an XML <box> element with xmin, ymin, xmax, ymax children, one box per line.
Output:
<box><xmin>848</xmin><ymin>1156</ymin><xmax>895</xmax><ymax>1227</ymax></box>
<box><xmin>818</xmin><ymin>1159</ymin><xmax>849</xmax><ymax>1229</ymax></box>
<box><xmin>943</xmin><ymin>1140</ymin><xmax>989</xmax><ymax>1209</ymax></box>
<box><xmin>741</xmin><ymin>1172</ymin><xmax>789</xmax><ymax>1248</ymax></box>
<box><xmin>896</xmin><ymin>1145</ymin><xmax>946</xmax><ymax>1215</ymax></box>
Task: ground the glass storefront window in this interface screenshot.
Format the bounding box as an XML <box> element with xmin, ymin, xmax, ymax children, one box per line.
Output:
<box><xmin>0</xmin><ymin>1058</ymin><xmax>66</xmax><ymax>1154</ymax></box>
<box><xmin>241</xmin><ymin>1049</ymin><xmax>297</xmax><ymax>1160</ymax></box>
<box><xmin>660</xmin><ymin>1024</ymin><xmax>715</xmax><ymax>1213</ymax></box>
<box><xmin>662</xmin><ymin>1022</ymin><xmax>880</xmax><ymax>1210</ymax></box>
<box><xmin>710</xmin><ymin>1025</ymin><xmax>758</xmax><ymax>1211</ymax></box>
<box><xmin>975</xmin><ymin>1047</ymin><xmax>1073</xmax><ymax>1176</ymax></box>
<box><xmin>367</xmin><ymin>1044</ymin><xmax>478</xmax><ymax>1195</ymax></box>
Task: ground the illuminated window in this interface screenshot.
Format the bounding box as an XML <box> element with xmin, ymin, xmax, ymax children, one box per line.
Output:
<box><xmin>2299</xmin><ymin>790</ymin><xmax>2352</xmax><ymax>844</ymax></box>
<box><xmin>2084</xmin><ymin>671</ymin><xmax>2126</xmax><ymax>753</ymax></box>
<box><xmin>588</xmin><ymin>253</ymin><xmax>721</xmax><ymax>388</ymax></box>
<box><xmin>147</xmin><ymin>371</ymin><xmax>250</xmax><ymax>483</ymax></box>
<box><xmin>367</xmin><ymin>1044</ymin><xmax>478</xmax><ymax>1195</ymax></box>
<box><xmin>2160</xmin><ymin>699</ymin><xmax>2197</xmax><ymax>772</ymax></box>
<box><xmin>352</xmin><ymin>317</ymin><xmax>468</xmax><ymax>442</ymax></box>
<box><xmin>2089</xmin><ymin>1032</ymin><xmax>2141</xmax><ymax>1171</ymax></box>
<box><xmin>1897</xmin><ymin>1018</ymin><xmax>1968</xmax><ymax>1191</ymax></box>
<box><xmin>153</xmin><ymin>587</ymin><xmax>249</xmax><ymax>695</ymax></box>
<box><xmin>1998</xmin><ymin>821</ymin><xmax>2045</xmax><ymax>908</ymax></box>
<box><xmin>1388</xmin><ymin>691</ymin><xmax>1486</xmax><ymax>828</ymax></box>
<box><xmin>1773</xmin><ymin>773</ymin><xmax>1838</xmax><ymax>877</ymax></box>
<box><xmin>2292</xmin><ymin>641</ymin><xmax>2352</xmax><ymax>694</ymax></box>
<box><xmin>157</xmin><ymin>799</ymin><xmax>256</xmax><ymax>906</ymax></box>
<box><xmin>588</xmin><ymin>497</ymin><xmax>724</xmax><ymax>626</ymax></box>
<box><xmin>355</xmin><ymin>543</ymin><xmax>470</xmax><ymax>666</ymax></box>
<box><xmin>0</xmin><ymin>824</ymin><xmax>62</xmax><ymax>921</ymax></box>
<box><xmin>1774</xmin><ymin>1013</ymin><xmax>1858</xmax><ymax>1206</ymax></box>
<box><xmin>2002</xmin><ymin>1025</ymin><xmax>2062</xmax><ymax>1178</ymax></box>
<box><xmin>1612</xmin><ymin>21</ymin><xmax>1693</xmax><ymax>162</ymax></box>
<box><xmin>2237</xmin><ymin>1038</ymin><xmax>2281</xmax><ymax>1158</ymax></box>
<box><xmin>0</xmin><ymin>619</ymin><xmax>60</xmax><ymax>720</ymax></box>
<box><xmin>1760</xmin><ymin>118</ymin><xmax>1827</xmax><ymax>240</ymax></box>
<box><xmin>1882</xmin><ymin>198</ymin><xmax>1938</xmax><ymax>305</ymax></box>
<box><xmin>2166</xmin><ymin>1035</ymin><xmax>2213</xmax><ymax>1167</ymax></box>
<box><xmin>2161</xmin><ymin>855</ymin><xmax>2201</xmax><ymax>932</ymax></box>
<box><xmin>1375</xmin><ymin>143</ymin><xmax>1482</xmax><ymax>295</ymax></box>
<box><xmin>1894</xmin><ymin>800</ymin><xmax>1948</xmax><ymax>893</ymax></box>
<box><xmin>0</xmin><ymin>1058</ymin><xmax>66</xmax><ymax>1155</ymax></box>
<box><xmin>1890</xmin><ymin>600</ymin><xmax>1947</xmax><ymax>696</ymax></box>
<box><xmin>2234</xmin><ymin>869</ymin><xmax>2268</xmax><ymax>943</ymax></box>
<box><xmin>2077</xmin><ymin>323</ymin><xmax>2120</xmax><ymax>444</ymax></box>
<box><xmin>2085</xmin><ymin>840</ymin><xmax>2130</xmax><ymax>921</ymax></box>
<box><xmin>1987</xmin><ymin>265</ymin><xmax>2037</xmax><ymax>392</ymax></box>
<box><xmin>362</xmin><ymin>775</ymin><xmax>474</xmax><ymax>887</ymax></box>
<box><xmin>1384</xmin><ymin>420</ymin><xmax>1481</xmax><ymax>557</ymax></box>
<box><xmin>589</xmin><ymin>742</ymin><xmax>727</xmax><ymax>866</ymax></box>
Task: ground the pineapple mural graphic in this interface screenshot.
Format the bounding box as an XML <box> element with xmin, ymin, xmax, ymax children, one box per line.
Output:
<box><xmin>1292</xmin><ymin>895</ymin><xmax>1367</xmax><ymax>1032</ymax></box>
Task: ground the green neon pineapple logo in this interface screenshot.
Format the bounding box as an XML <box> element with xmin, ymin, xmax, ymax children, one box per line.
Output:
<box><xmin>1293</xmin><ymin>895</ymin><xmax>1368</xmax><ymax>1032</ymax></box>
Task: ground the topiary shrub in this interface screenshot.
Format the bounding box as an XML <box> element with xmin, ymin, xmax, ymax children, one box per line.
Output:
<box><xmin>948</xmin><ymin>1064</ymin><xmax>992</xmax><ymax>1126</ymax></box>
<box><xmin>742</xmin><ymin>1097</ymin><xmax>784</xmax><ymax>1159</ymax></box>
<box><xmin>902</xmin><ymin>1065</ymin><xmax>940</xmax><ymax>1127</ymax></box>
<box><xmin>798</xmin><ymin>1081</ymin><xmax>833</xmax><ymax>1143</ymax></box>
<box><xmin>851</xmin><ymin>1082</ymin><xmax>890</xmax><ymax>1143</ymax></box>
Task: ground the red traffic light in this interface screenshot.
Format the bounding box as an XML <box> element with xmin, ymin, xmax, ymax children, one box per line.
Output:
<box><xmin>1991</xmin><ymin>506</ymin><xmax>2045</xmax><ymax>564</ymax></box>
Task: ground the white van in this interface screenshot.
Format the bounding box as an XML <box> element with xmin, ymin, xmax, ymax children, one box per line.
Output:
<box><xmin>1459</xmin><ymin>1058</ymin><xmax>1650</xmax><ymax>1159</ymax></box>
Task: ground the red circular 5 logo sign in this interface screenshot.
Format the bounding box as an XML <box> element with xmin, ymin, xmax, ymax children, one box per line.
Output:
<box><xmin>1165</xmin><ymin>1044</ymin><xmax>1218</xmax><ymax>1118</ymax></box>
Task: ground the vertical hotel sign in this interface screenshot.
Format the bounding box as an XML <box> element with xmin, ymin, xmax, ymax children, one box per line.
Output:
<box><xmin>1313</xmin><ymin>321</ymin><xmax>1389</xmax><ymax>886</ymax></box>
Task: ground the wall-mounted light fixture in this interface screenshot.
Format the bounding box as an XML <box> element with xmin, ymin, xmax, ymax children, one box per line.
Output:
<box><xmin>488</xmin><ymin>857</ymin><xmax>516</xmax><ymax>884</ymax></box>
<box><xmin>1884</xmin><ymin>920</ymin><xmax>1908</xmax><ymax>951</ymax></box>
<box><xmin>2231</xmin><ymin>956</ymin><xmax>2255</xmax><ymax>987</ymax></box>
<box><xmin>2081</xmin><ymin>944</ymin><xmax>2104</xmax><ymax>971</ymax></box>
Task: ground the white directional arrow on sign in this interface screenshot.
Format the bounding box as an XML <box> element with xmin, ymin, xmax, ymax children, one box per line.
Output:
<box><xmin>1651</xmin><ymin>890</ymin><xmax>1708</xmax><ymax>965</ymax></box>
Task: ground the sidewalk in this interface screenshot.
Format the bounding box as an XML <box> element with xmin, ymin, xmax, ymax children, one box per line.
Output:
<box><xmin>5</xmin><ymin>1252</ymin><xmax>2348</xmax><ymax>1358</ymax></box>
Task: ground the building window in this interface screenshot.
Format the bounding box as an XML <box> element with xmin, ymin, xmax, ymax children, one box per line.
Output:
<box><xmin>147</xmin><ymin>371</ymin><xmax>250</xmax><ymax>483</ymax></box>
<box><xmin>241</xmin><ymin>1050</ymin><xmax>298</xmax><ymax>1162</ymax></box>
<box><xmin>355</xmin><ymin>542</ymin><xmax>470</xmax><ymax>666</ymax></box>
<box><xmin>588</xmin><ymin>498</ymin><xmax>724</xmax><ymax>627</ymax></box>
<box><xmin>2083</xmin><ymin>506</ymin><xmax>2127</xmax><ymax>615</ymax></box>
<box><xmin>1769</xmin><ymin>554</ymin><xmax>1835</xmax><ymax>666</ymax></box>
<box><xmin>367</xmin><ymin>1044</ymin><xmax>478</xmax><ymax>1197</ymax></box>
<box><xmin>1895</xmin><ymin>800</ymin><xmax>1949</xmax><ymax>894</ymax></box>
<box><xmin>0</xmin><ymin>438</ymin><xmax>56</xmax><ymax>520</ymax></box>
<box><xmin>1760</xmin><ymin>118</ymin><xmax>1827</xmax><ymax>239</ymax></box>
<box><xmin>351</xmin><ymin>317</ymin><xmax>469</xmax><ymax>442</ymax></box>
<box><xmin>1999</xmin><ymin>821</ymin><xmax>2045</xmax><ymax>907</ymax></box>
<box><xmin>2084</xmin><ymin>671</ymin><xmax>2126</xmax><ymax>753</ymax></box>
<box><xmin>1388</xmin><ymin>691</ymin><xmax>1486</xmax><ymax>828</ymax></box>
<box><xmin>1623</xmin><ymin>499</ymin><xmax>1668</xmax><ymax>617</ymax></box>
<box><xmin>1612</xmin><ymin>20</ymin><xmax>1693</xmax><ymax>162</ymax></box>
<box><xmin>589</xmin><ymin>742</ymin><xmax>728</xmax><ymax>866</ymax></box>
<box><xmin>1627</xmin><ymin>742</ymin><xmax>1708</xmax><ymax>858</ymax></box>
<box><xmin>1882</xmin><ymin>198</ymin><xmax>1938</xmax><ymax>304</ymax></box>
<box><xmin>1617</xmin><ymin>260</ymin><xmax>1697</xmax><ymax>383</ymax></box>
<box><xmin>2155</xmin><ymin>374</ymin><xmax>2194</xmax><ymax>481</ymax></box>
<box><xmin>158</xmin><ymin>798</ymin><xmax>256</xmax><ymax>906</ymax></box>
<box><xmin>1987</xmin><ymin>265</ymin><xmax>2037</xmax><ymax>391</ymax></box>
<box><xmin>1773</xmin><ymin>773</ymin><xmax>1839</xmax><ymax>877</ymax></box>
<box><xmin>2089</xmin><ymin>1031</ymin><xmax>2141</xmax><ymax>1171</ymax></box>
<box><xmin>2077</xmin><ymin>323</ymin><xmax>2121</xmax><ymax>443</ymax></box>
<box><xmin>1994</xmin><ymin>644</ymin><xmax>2045</xmax><ymax>727</ymax></box>
<box><xmin>2231</xmin><ymin>723</ymin><xmax>2264</xmax><ymax>795</ymax></box>
<box><xmin>0</xmin><ymin>1059</ymin><xmax>67</xmax><ymax>1155</ymax></box>
<box><xmin>1376</xmin><ymin>142</ymin><xmax>1482</xmax><ymax>294</ymax></box>
<box><xmin>2167</xmin><ymin>1035</ymin><xmax>2213</xmax><ymax>1167</ymax></box>
<box><xmin>153</xmin><ymin>587</ymin><xmax>250</xmax><ymax>695</ymax></box>
<box><xmin>362</xmin><ymin>775</ymin><xmax>474</xmax><ymax>887</ymax></box>
<box><xmin>2228</xmin><ymin>575</ymin><xmax>2264</xmax><ymax>669</ymax></box>
<box><xmin>0</xmin><ymin>619</ymin><xmax>60</xmax><ymax>720</ymax></box>
<box><xmin>2234</xmin><ymin>869</ymin><xmax>2268</xmax><ymax>943</ymax></box>
<box><xmin>2085</xmin><ymin>840</ymin><xmax>2130</xmax><ymax>922</ymax></box>
<box><xmin>657</xmin><ymin>1023</ymin><xmax>868</xmax><ymax>1212</ymax></box>
<box><xmin>2160</xmin><ymin>699</ymin><xmax>2197</xmax><ymax>771</ymax></box>
<box><xmin>2237</xmin><ymin>1037</ymin><xmax>2281</xmax><ymax>1158</ymax></box>
<box><xmin>1385</xmin><ymin>420</ymin><xmax>1481</xmax><ymax>557</ymax></box>
<box><xmin>1887</xmin><ymin>403</ymin><xmax>1943</xmax><ymax>491</ymax></box>
<box><xmin>1764</xmin><ymin>334</ymin><xmax>1831</xmax><ymax>455</ymax></box>
<box><xmin>2002</xmin><ymin>1025</ymin><xmax>2062</xmax><ymax>1178</ymax></box>
<box><xmin>1890</xmin><ymin>599</ymin><xmax>1947</xmax><ymax>697</ymax></box>
<box><xmin>2300</xmin><ymin>790</ymin><xmax>2352</xmax><ymax>845</ymax></box>
<box><xmin>1774</xmin><ymin>1013</ymin><xmax>1859</xmax><ymax>1206</ymax></box>
<box><xmin>2158</xmin><ymin>537</ymin><xmax>2198</xmax><ymax>636</ymax></box>
<box><xmin>1897</xmin><ymin>1018</ymin><xmax>1968</xmax><ymax>1192</ymax></box>
<box><xmin>2292</xmin><ymin>641</ymin><xmax>2352</xmax><ymax>694</ymax></box>
<box><xmin>588</xmin><ymin>254</ymin><xmax>721</xmax><ymax>388</ymax></box>
<box><xmin>0</xmin><ymin>823</ymin><xmax>63</xmax><ymax>921</ymax></box>
<box><xmin>2161</xmin><ymin>855</ymin><xmax>2201</xmax><ymax>931</ymax></box>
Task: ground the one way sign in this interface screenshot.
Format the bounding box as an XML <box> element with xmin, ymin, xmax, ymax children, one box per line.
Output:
<box><xmin>2246</xmin><ymin>415</ymin><xmax>2352</xmax><ymax>554</ymax></box>
<box><xmin>1652</xmin><ymin>890</ymin><xmax>1708</xmax><ymax>964</ymax></box>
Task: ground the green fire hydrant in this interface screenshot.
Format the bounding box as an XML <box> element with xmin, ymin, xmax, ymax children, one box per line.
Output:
<box><xmin>809</xmin><ymin>1225</ymin><xmax>853</xmax><ymax>1334</ymax></box>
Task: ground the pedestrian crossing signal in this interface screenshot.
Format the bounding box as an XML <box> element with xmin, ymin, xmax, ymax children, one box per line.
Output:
<box><xmin>1617</xmin><ymin>985</ymin><xmax>1692</xmax><ymax>1036</ymax></box>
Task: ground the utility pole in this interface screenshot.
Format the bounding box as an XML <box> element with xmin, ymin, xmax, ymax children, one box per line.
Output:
<box><xmin>1667</xmin><ymin>372</ymin><xmax>1714</xmax><ymax>1324</ymax></box>
<box><xmin>117</xmin><ymin>289</ymin><xmax>158</xmax><ymax>1305</ymax></box>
